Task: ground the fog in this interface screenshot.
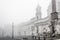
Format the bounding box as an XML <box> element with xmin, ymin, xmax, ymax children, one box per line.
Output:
<box><xmin>0</xmin><ymin>0</ymin><xmax>51</xmax><ymax>37</ymax></box>
<box><xmin>0</xmin><ymin>0</ymin><xmax>51</xmax><ymax>25</ymax></box>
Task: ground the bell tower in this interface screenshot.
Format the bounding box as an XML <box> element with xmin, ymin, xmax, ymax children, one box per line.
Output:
<box><xmin>36</xmin><ymin>4</ymin><xmax>42</xmax><ymax>20</ymax></box>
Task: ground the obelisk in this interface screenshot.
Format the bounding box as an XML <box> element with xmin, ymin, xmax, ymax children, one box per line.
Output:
<box><xmin>50</xmin><ymin>0</ymin><xmax>58</xmax><ymax>37</ymax></box>
<box><xmin>52</xmin><ymin>0</ymin><xmax>56</xmax><ymax>13</ymax></box>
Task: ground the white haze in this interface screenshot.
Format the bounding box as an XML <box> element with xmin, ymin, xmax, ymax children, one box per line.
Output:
<box><xmin>0</xmin><ymin>0</ymin><xmax>51</xmax><ymax>25</ymax></box>
<box><xmin>0</xmin><ymin>0</ymin><xmax>51</xmax><ymax>36</ymax></box>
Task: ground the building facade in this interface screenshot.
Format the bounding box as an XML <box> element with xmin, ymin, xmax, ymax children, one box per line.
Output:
<box><xmin>19</xmin><ymin>0</ymin><xmax>60</xmax><ymax>36</ymax></box>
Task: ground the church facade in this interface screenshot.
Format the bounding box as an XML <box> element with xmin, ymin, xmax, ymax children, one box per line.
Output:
<box><xmin>19</xmin><ymin>0</ymin><xmax>60</xmax><ymax>36</ymax></box>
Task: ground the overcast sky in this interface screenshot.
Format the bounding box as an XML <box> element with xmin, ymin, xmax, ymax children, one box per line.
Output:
<box><xmin>0</xmin><ymin>0</ymin><xmax>51</xmax><ymax>25</ymax></box>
